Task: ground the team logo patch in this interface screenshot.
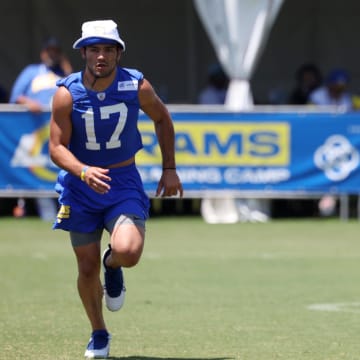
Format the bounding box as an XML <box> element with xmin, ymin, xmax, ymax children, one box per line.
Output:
<box><xmin>56</xmin><ymin>205</ymin><xmax>70</xmax><ymax>223</ymax></box>
<box><xmin>314</xmin><ymin>135</ymin><xmax>359</xmax><ymax>181</ymax></box>
<box><xmin>118</xmin><ymin>80</ymin><xmax>138</xmax><ymax>91</ymax></box>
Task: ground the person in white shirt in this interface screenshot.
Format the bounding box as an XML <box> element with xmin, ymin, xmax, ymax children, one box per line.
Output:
<box><xmin>309</xmin><ymin>68</ymin><xmax>353</xmax><ymax>111</ymax></box>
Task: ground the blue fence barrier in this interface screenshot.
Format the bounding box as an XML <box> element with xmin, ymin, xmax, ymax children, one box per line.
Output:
<box><xmin>1</xmin><ymin>107</ymin><xmax>360</xmax><ymax>199</ymax></box>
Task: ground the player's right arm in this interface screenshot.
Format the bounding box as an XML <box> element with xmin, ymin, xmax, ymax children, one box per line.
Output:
<box><xmin>49</xmin><ymin>86</ymin><xmax>111</xmax><ymax>194</ymax></box>
<box><xmin>49</xmin><ymin>86</ymin><xmax>82</xmax><ymax>175</ymax></box>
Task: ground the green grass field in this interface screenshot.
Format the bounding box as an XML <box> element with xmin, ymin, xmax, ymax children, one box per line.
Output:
<box><xmin>1</xmin><ymin>216</ymin><xmax>360</xmax><ymax>360</ymax></box>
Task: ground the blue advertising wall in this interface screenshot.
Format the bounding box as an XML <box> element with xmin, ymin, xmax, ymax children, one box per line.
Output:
<box><xmin>1</xmin><ymin>110</ymin><xmax>360</xmax><ymax>196</ymax></box>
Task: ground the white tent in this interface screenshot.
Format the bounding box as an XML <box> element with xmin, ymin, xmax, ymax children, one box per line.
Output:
<box><xmin>194</xmin><ymin>0</ymin><xmax>284</xmax><ymax>223</ymax></box>
<box><xmin>194</xmin><ymin>0</ymin><xmax>284</xmax><ymax>110</ymax></box>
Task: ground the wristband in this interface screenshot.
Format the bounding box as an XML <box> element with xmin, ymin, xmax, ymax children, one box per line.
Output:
<box><xmin>163</xmin><ymin>167</ymin><xmax>176</xmax><ymax>170</ymax></box>
<box><xmin>80</xmin><ymin>166</ymin><xmax>89</xmax><ymax>182</ymax></box>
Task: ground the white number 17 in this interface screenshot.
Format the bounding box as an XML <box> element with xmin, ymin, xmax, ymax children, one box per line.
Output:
<box><xmin>82</xmin><ymin>102</ymin><xmax>128</xmax><ymax>150</ymax></box>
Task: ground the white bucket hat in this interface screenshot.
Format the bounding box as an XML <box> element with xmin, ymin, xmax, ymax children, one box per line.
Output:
<box><xmin>73</xmin><ymin>20</ymin><xmax>125</xmax><ymax>50</ymax></box>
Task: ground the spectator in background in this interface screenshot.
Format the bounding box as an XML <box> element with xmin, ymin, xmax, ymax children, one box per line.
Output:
<box><xmin>198</xmin><ymin>63</ymin><xmax>229</xmax><ymax>104</ymax></box>
<box><xmin>308</xmin><ymin>68</ymin><xmax>353</xmax><ymax>111</ymax></box>
<box><xmin>9</xmin><ymin>37</ymin><xmax>72</xmax><ymax>220</ymax></box>
<box><xmin>289</xmin><ymin>63</ymin><xmax>323</xmax><ymax>105</ymax></box>
<box><xmin>10</xmin><ymin>37</ymin><xmax>72</xmax><ymax>111</ymax></box>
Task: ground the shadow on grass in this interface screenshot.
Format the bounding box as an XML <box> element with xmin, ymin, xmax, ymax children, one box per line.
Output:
<box><xmin>108</xmin><ymin>357</ymin><xmax>234</xmax><ymax>360</ymax></box>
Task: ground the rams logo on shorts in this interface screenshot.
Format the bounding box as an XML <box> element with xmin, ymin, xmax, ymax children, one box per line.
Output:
<box><xmin>56</xmin><ymin>205</ymin><xmax>70</xmax><ymax>223</ymax></box>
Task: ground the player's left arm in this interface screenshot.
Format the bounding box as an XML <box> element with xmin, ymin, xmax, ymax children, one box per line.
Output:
<box><xmin>138</xmin><ymin>78</ymin><xmax>183</xmax><ymax>198</ymax></box>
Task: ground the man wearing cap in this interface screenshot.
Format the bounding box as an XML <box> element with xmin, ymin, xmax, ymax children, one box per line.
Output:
<box><xmin>49</xmin><ymin>20</ymin><xmax>183</xmax><ymax>358</ymax></box>
<box><xmin>308</xmin><ymin>68</ymin><xmax>353</xmax><ymax>111</ymax></box>
<box><xmin>9</xmin><ymin>37</ymin><xmax>73</xmax><ymax>221</ymax></box>
<box><xmin>10</xmin><ymin>37</ymin><xmax>72</xmax><ymax>113</ymax></box>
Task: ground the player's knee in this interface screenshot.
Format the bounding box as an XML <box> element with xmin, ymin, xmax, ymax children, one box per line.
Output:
<box><xmin>122</xmin><ymin>252</ymin><xmax>141</xmax><ymax>267</ymax></box>
<box><xmin>112</xmin><ymin>247</ymin><xmax>141</xmax><ymax>268</ymax></box>
<box><xmin>78</xmin><ymin>259</ymin><xmax>100</xmax><ymax>279</ymax></box>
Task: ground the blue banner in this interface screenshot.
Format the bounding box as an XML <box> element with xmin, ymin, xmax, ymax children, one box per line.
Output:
<box><xmin>1</xmin><ymin>110</ymin><xmax>360</xmax><ymax>195</ymax></box>
<box><xmin>0</xmin><ymin>111</ymin><xmax>57</xmax><ymax>194</ymax></box>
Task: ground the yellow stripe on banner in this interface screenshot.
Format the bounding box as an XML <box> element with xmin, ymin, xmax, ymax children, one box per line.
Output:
<box><xmin>138</xmin><ymin>122</ymin><xmax>290</xmax><ymax>166</ymax></box>
<box><xmin>30</xmin><ymin>123</ymin><xmax>58</xmax><ymax>181</ymax></box>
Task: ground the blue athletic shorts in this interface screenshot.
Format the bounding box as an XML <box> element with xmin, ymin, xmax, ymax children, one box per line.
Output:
<box><xmin>52</xmin><ymin>163</ymin><xmax>150</xmax><ymax>233</ymax></box>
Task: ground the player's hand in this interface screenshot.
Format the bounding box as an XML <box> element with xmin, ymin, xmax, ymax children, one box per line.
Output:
<box><xmin>156</xmin><ymin>169</ymin><xmax>183</xmax><ymax>198</ymax></box>
<box><xmin>83</xmin><ymin>166</ymin><xmax>111</xmax><ymax>194</ymax></box>
<box><xmin>26</xmin><ymin>99</ymin><xmax>44</xmax><ymax>113</ymax></box>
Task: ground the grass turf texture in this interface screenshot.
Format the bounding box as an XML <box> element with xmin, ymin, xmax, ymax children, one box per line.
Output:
<box><xmin>1</xmin><ymin>216</ymin><xmax>360</xmax><ymax>359</ymax></box>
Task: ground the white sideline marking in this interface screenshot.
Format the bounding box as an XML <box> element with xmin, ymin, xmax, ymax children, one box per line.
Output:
<box><xmin>144</xmin><ymin>252</ymin><xmax>161</xmax><ymax>259</ymax></box>
<box><xmin>32</xmin><ymin>252</ymin><xmax>47</xmax><ymax>260</ymax></box>
<box><xmin>307</xmin><ymin>302</ymin><xmax>360</xmax><ymax>313</ymax></box>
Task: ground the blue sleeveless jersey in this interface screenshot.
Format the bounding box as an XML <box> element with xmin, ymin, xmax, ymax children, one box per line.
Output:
<box><xmin>57</xmin><ymin>67</ymin><xmax>144</xmax><ymax>166</ymax></box>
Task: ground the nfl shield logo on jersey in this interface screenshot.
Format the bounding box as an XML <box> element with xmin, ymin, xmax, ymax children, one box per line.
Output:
<box><xmin>97</xmin><ymin>92</ymin><xmax>106</xmax><ymax>101</ymax></box>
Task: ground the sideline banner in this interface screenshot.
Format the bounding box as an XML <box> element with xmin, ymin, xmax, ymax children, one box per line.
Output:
<box><xmin>1</xmin><ymin>110</ymin><xmax>360</xmax><ymax>196</ymax></box>
<box><xmin>0</xmin><ymin>111</ymin><xmax>56</xmax><ymax>194</ymax></box>
<box><xmin>138</xmin><ymin>111</ymin><xmax>360</xmax><ymax>194</ymax></box>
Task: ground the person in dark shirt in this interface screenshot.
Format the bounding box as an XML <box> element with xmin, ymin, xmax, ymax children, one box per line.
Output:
<box><xmin>289</xmin><ymin>63</ymin><xmax>322</xmax><ymax>105</ymax></box>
